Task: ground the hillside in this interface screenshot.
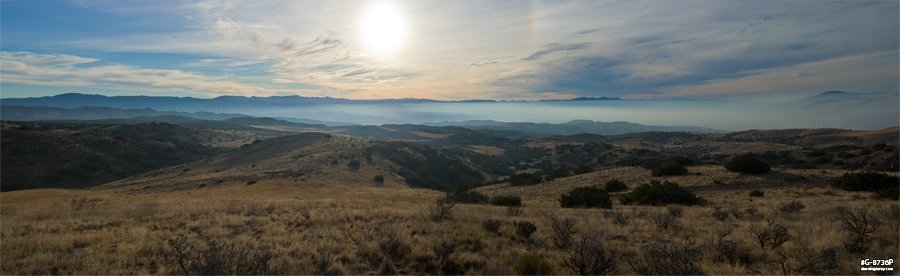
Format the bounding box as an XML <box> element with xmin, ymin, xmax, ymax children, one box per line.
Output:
<box><xmin>0</xmin><ymin>122</ymin><xmax>234</xmax><ymax>191</ymax></box>
<box><xmin>102</xmin><ymin>132</ymin><xmax>484</xmax><ymax>192</ymax></box>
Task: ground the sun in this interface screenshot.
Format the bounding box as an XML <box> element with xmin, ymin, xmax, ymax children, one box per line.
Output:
<box><xmin>360</xmin><ymin>1</ymin><xmax>407</xmax><ymax>54</ymax></box>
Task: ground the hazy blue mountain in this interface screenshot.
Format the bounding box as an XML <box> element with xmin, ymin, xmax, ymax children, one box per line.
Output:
<box><xmin>0</xmin><ymin>105</ymin><xmax>247</xmax><ymax>121</ymax></box>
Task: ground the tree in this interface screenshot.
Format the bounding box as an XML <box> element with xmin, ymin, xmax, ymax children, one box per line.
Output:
<box><xmin>724</xmin><ymin>153</ymin><xmax>770</xmax><ymax>174</ymax></box>
<box><xmin>621</xmin><ymin>180</ymin><xmax>705</xmax><ymax>206</ymax></box>
<box><xmin>560</xmin><ymin>187</ymin><xmax>612</xmax><ymax>208</ymax></box>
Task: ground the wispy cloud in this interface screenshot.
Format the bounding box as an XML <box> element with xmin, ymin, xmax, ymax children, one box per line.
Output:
<box><xmin>0</xmin><ymin>51</ymin><xmax>287</xmax><ymax>96</ymax></box>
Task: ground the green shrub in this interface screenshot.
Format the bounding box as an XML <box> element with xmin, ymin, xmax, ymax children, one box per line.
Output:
<box><xmin>749</xmin><ymin>190</ymin><xmax>764</xmax><ymax>197</ymax></box>
<box><xmin>448</xmin><ymin>190</ymin><xmax>489</xmax><ymax>204</ymax></box>
<box><xmin>831</xmin><ymin>172</ymin><xmax>899</xmax><ymax>199</ymax></box>
<box><xmin>621</xmin><ymin>180</ymin><xmax>705</xmax><ymax>206</ymax></box>
<box><xmin>490</xmin><ymin>195</ymin><xmax>523</xmax><ymax>207</ymax></box>
<box><xmin>724</xmin><ymin>153</ymin><xmax>771</xmax><ymax>174</ymax></box>
<box><xmin>604</xmin><ymin>180</ymin><xmax>628</xmax><ymax>193</ymax></box>
<box><xmin>513</xmin><ymin>253</ymin><xmax>553</xmax><ymax>275</ymax></box>
<box><xmin>651</xmin><ymin>162</ymin><xmax>688</xmax><ymax>176</ymax></box>
<box><xmin>373</xmin><ymin>175</ymin><xmax>385</xmax><ymax>184</ymax></box>
<box><xmin>559</xmin><ymin>187</ymin><xmax>612</xmax><ymax>209</ymax></box>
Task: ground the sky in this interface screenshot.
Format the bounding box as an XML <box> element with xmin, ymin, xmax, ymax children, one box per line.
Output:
<box><xmin>1</xmin><ymin>0</ymin><xmax>898</xmax><ymax>100</ymax></box>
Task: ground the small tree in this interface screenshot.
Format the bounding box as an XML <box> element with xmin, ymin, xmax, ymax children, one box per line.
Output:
<box><xmin>560</xmin><ymin>187</ymin><xmax>612</xmax><ymax>209</ymax></box>
<box><xmin>563</xmin><ymin>231</ymin><xmax>617</xmax><ymax>275</ymax></box>
<box><xmin>724</xmin><ymin>153</ymin><xmax>771</xmax><ymax>174</ymax></box>
<box><xmin>549</xmin><ymin>215</ymin><xmax>578</xmax><ymax>249</ymax></box>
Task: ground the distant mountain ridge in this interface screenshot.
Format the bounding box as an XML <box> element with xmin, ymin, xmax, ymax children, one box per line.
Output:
<box><xmin>1</xmin><ymin>93</ymin><xmax>630</xmax><ymax>110</ymax></box>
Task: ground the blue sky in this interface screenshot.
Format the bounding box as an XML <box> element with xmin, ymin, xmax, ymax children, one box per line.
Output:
<box><xmin>1</xmin><ymin>0</ymin><xmax>898</xmax><ymax>100</ymax></box>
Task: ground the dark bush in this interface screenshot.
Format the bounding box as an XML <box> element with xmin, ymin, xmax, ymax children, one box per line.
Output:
<box><xmin>621</xmin><ymin>180</ymin><xmax>705</xmax><ymax>206</ymax></box>
<box><xmin>724</xmin><ymin>153</ymin><xmax>771</xmax><ymax>174</ymax></box>
<box><xmin>347</xmin><ymin>159</ymin><xmax>361</xmax><ymax>169</ymax></box>
<box><xmin>509</xmin><ymin>173</ymin><xmax>542</xmax><ymax>186</ymax></box>
<box><xmin>830</xmin><ymin>172</ymin><xmax>899</xmax><ymax>199</ymax></box>
<box><xmin>560</xmin><ymin>187</ymin><xmax>612</xmax><ymax>209</ymax></box>
<box><xmin>749</xmin><ymin>189</ymin><xmax>764</xmax><ymax>197</ymax></box>
<box><xmin>651</xmin><ymin>162</ymin><xmax>688</xmax><ymax>176</ymax></box>
<box><xmin>604</xmin><ymin>180</ymin><xmax>628</xmax><ymax>193</ymax></box>
<box><xmin>373</xmin><ymin>175</ymin><xmax>385</xmax><ymax>184</ymax></box>
<box><xmin>514</xmin><ymin>221</ymin><xmax>538</xmax><ymax>239</ymax></box>
<box><xmin>448</xmin><ymin>190</ymin><xmax>489</xmax><ymax>204</ymax></box>
<box><xmin>513</xmin><ymin>253</ymin><xmax>553</xmax><ymax>275</ymax></box>
<box><xmin>491</xmin><ymin>195</ymin><xmax>523</xmax><ymax>207</ymax></box>
<box><xmin>482</xmin><ymin>219</ymin><xmax>502</xmax><ymax>233</ymax></box>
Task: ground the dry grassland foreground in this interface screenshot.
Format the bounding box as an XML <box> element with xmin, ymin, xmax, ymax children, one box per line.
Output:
<box><xmin>1</xmin><ymin>179</ymin><xmax>898</xmax><ymax>275</ymax></box>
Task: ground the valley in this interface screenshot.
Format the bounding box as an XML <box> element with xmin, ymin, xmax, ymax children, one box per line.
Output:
<box><xmin>1</xmin><ymin>115</ymin><xmax>898</xmax><ymax>274</ymax></box>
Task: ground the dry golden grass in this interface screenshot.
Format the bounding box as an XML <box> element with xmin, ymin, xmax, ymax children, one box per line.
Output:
<box><xmin>466</xmin><ymin>145</ymin><xmax>506</xmax><ymax>156</ymax></box>
<box><xmin>2</xmin><ymin>175</ymin><xmax>898</xmax><ymax>275</ymax></box>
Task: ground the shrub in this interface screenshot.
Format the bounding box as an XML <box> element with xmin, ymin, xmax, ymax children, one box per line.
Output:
<box><xmin>603</xmin><ymin>180</ymin><xmax>628</xmax><ymax>193</ymax></box>
<box><xmin>749</xmin><ymin>219</ymin><xmax>792</xmax><ymax>250</ymax></box>
<box><xmin>491</xmin><ymin>195</ymin><xmax>523</xmax><ymax>207</ymax></box>
<box><xmin>549</xmin><ymin>215</ymin><xmax>578</xmax><ymax>249</ymax></box>
<box><xmin>162</xmin><ymin>236</ymin><xmax>278</xmax><ymax>275</ymax></box>
<box><xmin>830</xmin><ymin>172</ymin><xmax>899</xmax><ymax>199</ymax></box>
<box><xmin>621</xmin><ymin>180</ymin><xmax>705</xmax><ymax>206</ymax></box>
<box><xmin>448</xmin><ymin>190</ymin><xmax>489</xmax><ymax>204</ymax></box>
<box><xmin>627</xmin><ymin>241</ymin><xmax>703</xmax><ymax>275</ymax></box>
<box><xmin>562</xmin><ymin>231</ymin><xmax>617</xmax><ymax>275</ymax></box>
<box><xmin>724</xmin><ymin>153</ymin><xmax>771</xmax><ymax>174</ymax></box>
<box><xmin>560</xmin><ymin>187</ymin><xmax>612</xmax><ymax>208</ymax></box>
<box><xmin>514</xmin><ymin>221</ymin><xmax>538</xmax><ymax>239</ymax></box>
<box><xmin>373</xmin><ymin>175</ymin><xmax>385</xmax><ymax>184</ymax></box>
<box><xmin>833</xmin><ymin>207</ymin><xmax>881</xmax><ymax>253</ymax></box>
<box><xmin>778</xmin><ymin>200</ymin><xmax>805</xmax><ymax>213</ymax></box>
<box><xmin>348</xmin><ymin>159</ymin><xmax>361</xmax><ymax>169</ymax></box>
<box><xmin>749</xmin><ymin>189</ymin><xmax>764</xmax><ymax>197</ymax></box>
<box><xmin>506</xmin><ymin>206</ymin><xmax>524</xmax><ymax>216</ymax></box>
<box><xmin>612</xmin><ymin>210</ymin><xmax>630</xmax><ymax>225</ymax></box>
<box><xmin>482</xmin><ymin>219</ymin><xmax>502</xmax><ymax>233</ymax></box>
<box><xmin>651</xmin><ymin>162</ymin><xmax>688</xmax><ymax>176</ymax></box>
<box><xmin>513</xmin><ymin>253</ymin><xmax>553</xmax><ymax>275</ymax></box>
<box><xmin>652</xmin><ymin>211</ymin><xmax>682</xmax><ymax>230</ymax></box>
<box><xmin>430</xmin><ymin>196</ymin><xmax>456</xmax><ymax>221</ymax></box>
<box><xmin>711</xmin><ymin>207</ymin><xmax>730</xmax><ymax>221</ymax></box>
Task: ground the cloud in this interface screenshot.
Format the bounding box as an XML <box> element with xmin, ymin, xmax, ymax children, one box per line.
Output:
<box><xmin>0</xmin><ymin>51</ymin><xmax>287</xmax><ymax>96</ymax></box>
<box><xmin>521</xmin><ymin>43</ymin><xmax>591</xmax><ymax>61</ymax></box>
<box><xmin>6</xmin><ymin>0</ymin><xmax>899</xmax><ymax>100</ymax></box>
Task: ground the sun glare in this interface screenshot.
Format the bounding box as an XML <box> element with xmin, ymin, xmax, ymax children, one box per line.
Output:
<box><xmin>360</xmin><ymin>2</ymin><xmax>407</xmax><ymax>54</ymax></box>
